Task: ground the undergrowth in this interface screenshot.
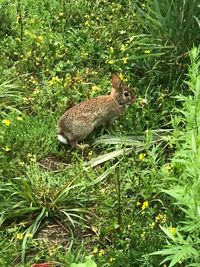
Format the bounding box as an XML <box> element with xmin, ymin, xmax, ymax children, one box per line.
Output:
<box><xmin>0</xmin><ymin>0</ymin><xmax>200</xmax><ymax>266</ymax></box>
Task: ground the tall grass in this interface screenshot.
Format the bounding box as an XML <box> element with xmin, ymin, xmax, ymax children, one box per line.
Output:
<box><xmin>0</xmin><ymin>0</ymin><xmax>200</xmax><ymax>266</ymax></box>
<box><xmin>151</xmin><ymin>46</ymin><xmax>200</xmax><ymax>267</ymax></box>
<box><xmin>137</xmin><ymin>0</ymin><xmax>200</xmax><ymax>87</ymax></box>
<box><xmin>0</xmin><ymin>76</ymin><xmax>22</xmax><ymax>115</ymax></box>
<box><xmin>144</xmin><ymin>0</ymin><xmax>200</xmax><ymax>53</ymax></box>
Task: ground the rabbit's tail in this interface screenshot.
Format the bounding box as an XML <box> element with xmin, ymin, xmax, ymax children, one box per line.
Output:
<box><xmin>58</xmin><ymin>133</ymin><xmax>68</xmax><ymax>144</ymax></box>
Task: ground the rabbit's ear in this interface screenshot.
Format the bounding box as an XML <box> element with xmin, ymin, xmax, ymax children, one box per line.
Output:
<box><xmin>112</xmin><ymin>74</ymin><xmax>121</xmax><ymax>89</ymax></box>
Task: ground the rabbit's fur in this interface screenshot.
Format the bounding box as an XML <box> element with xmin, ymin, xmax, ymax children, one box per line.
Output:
<box><xmin>57</xmin><ymin>74</ymin><xmax>135</xmax><ymax>149</ymax></box>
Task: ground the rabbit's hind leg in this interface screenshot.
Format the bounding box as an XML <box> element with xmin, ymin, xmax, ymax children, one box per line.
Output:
<box><xmin>72</xmin><ymin>141</ymin><xmax>89</xmax><ymax>150</ymax></box>
<box><xmin>69</xmin><ymin>138</ymin><xmax>89</xmax><ymax>150</ymax></box>
<box><xmin>76</xmin><ymin>143</ymin><xmax>90</xmax><ymax>150</ymax></box>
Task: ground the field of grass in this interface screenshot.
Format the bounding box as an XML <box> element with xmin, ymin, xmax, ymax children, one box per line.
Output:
<box><xmin>0</xmin><ymin>0</ymin><xmax>200</xmax><ymax>266</ymax></box>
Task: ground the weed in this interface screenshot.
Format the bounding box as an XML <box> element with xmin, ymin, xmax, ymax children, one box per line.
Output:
<box><xmin>0</xmin><ymin>0</ymin><xmax>200</xmax><ymax>266</ymax></box>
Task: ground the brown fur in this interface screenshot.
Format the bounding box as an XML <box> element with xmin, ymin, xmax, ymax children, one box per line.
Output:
<box><xmin>57</xmin><ymin>74</ymin><xmax>135</xmax><ymax>148</ymax></box>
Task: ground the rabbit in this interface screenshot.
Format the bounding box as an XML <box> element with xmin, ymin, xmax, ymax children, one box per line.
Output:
<box><xmin>57</xmin><ymin>74</ymin><xmax>135</xmax><ymax>149</ymax></box>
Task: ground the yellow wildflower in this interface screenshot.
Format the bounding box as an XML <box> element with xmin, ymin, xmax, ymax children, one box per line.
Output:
<box><xmin>141</xmin><ymin>200</ymin><xmax>149</xmax><ymax>211</ymax></box>
<box><xmin>22</xmin><ymin>97</ymin><xmax>28</xmax><ymax>103</ymax></box>
<box><xmin>120</xmin><ymin>44</ymin><xmax>126</xmax><ymax>51</ymax></box>
<box><xmin>92</xmin><ymin>85</ymin><xmax>99</xmax><ymax>92</ymax></box>
<box><xmin>99</xmin><ymin>249</ymin><xmax>105</xmax><ymax>257</ymax></box>
<box><xmin>59</xmin><ymin>12</ymin><xmax>64</xmax><ymax>16</ymax></box>
<box><xmin>169</xmin><ymin>227</ymin><xmax>176</xmax><ymax>235</ymax></box>
<box><xmin>27</xmin><ymin>153</ymin><xmax>36</xmax><ymax>162</ymax></box>
<box><xmin>144</xmin><ymin>50</ymin><xmax>151</xmax><ymax>54</ymax></box>
<box><xmin>155</xmin><ymin>213</ymin><xmax>167</xmax><ymax>223</ymax></box>
<box><xmin>165</xmin><ymin>163</ymin><xmax>173</xmax><ymax>172</ymax></box>
<box><xmin>84</xmin><ymin>20</ymin><xmax>90</xmax><ymax>27</ymax></box>
<box><xmin>88</xmin><ymin>150</ymin><xmax>93</xmax><ymax>156</ymax></box>
<box><xmin>136</xmin><ymin>201</ymin><xmax>141</xmax><ymax>206</ymax></box>
<box><xmin>49</xmin><ymin>76</ymin><xmax>59</xmax><ymax>86</ymax></box>
<box><xmin>109</xmin><ymin>47</ymin><xmax>114</xmax><ymax>53</ymax></box>
<box><xmin>16</xmin><ymin>116</ymin><xmax>23</xmax><ymax>121</ymax></box>
<box><xmin>93</xmin><ymin>247</ymin><xmax>98</xmax><ymax>253</ymax></box>
<box><xmin>122</xmin><ymin>57</ymin><xmax>128</xmax><ymax>64</ymax></box>
<box><xmin>16</xmin><ymin>233</ymin><xmax>24</xmax><ymax>240</ymax></box>
<box><xmin>106</xmin><ymin>59</ymin><xmax>115</xmax><ymax>64</ymax></box>
<box><xmin>139</xmin><ymin>153</ymin><xmax>146</xmax><ymax>161</ymax></box>
<box><xmin>140</xmin><ymin>231</ymin><xmax>146</xmax><ymax>240</ymax></box>
<box><xmin>3</xmin><ymin>146</ymin><xmax>11</xmax><ymax>152</ymax></box>
<box><xmin>26</xmin><ymin>233</ymin><xmax>33</xmax><ymax>238</ymax></box>
<box><xmin>37</xmin><ymin>36</ymin><xmax>44</xmax><ymax>42</ymax></box>
<box><xmin>30</xmin><ymin>155</ymin><xmax>36</xmax><ymax>162</ymax></box>
<box><xmin>81</xmin><ymin>52</ymin><xmax>88</xmax><ymax>57</ymax></box>
<box><xmin>149</xmin><ymin>222</ymin><xmax>155</xmax><ymax>229</ymax></box>
<box><xmin>33</xmin><ymin>88</ymin><xmax>40</xmax><ymax>94</ymax></box>
<box><xmin>18</xmin><ymin>160</ymin><xmax>25</xmax><ymax>166</ymax></box>
<box><xmin>2</xmin><ymin>119</ymin><xmax>11</xmax><ymax>126</ymax></box>
<box><xmin>32</xmin><ymin>79</ymin><xmax>37</xmax><ymax>85</ymax></box>
<box><xmin>109</xmin><ymin>257</ymin><xmax>115</xmax><ymax>262</ymax></box>
<box><xmin>27</xmin><ymin>50</ymin><xmax>32</xmax><ymax>57</ymax></box>
<box><xmin>119</xmin><ymin>73</ymin><xmax>124</xmax><ymax>80</ymax></box>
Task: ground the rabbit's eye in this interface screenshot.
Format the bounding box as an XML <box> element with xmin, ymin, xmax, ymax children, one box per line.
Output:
<box><xmin>124</xmin><ymin>91</ymin><xmax>130</xmax><ymax>97</ymax></box>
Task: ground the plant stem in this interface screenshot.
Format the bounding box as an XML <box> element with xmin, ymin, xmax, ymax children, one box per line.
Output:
<box><xmin>16</xmin><ymin>0</ymin><xmax>23</xmax><ymax>42</ymax></box>
<box><xmin>116</xmin><ymin>172</ymin><xmax>122</xmax><ymax>229</ymax></box>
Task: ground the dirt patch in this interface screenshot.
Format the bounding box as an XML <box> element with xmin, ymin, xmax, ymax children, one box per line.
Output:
<box><xmin>36</xmin><ymin>220</ymin><xmax>98</xmax><ymax>249</ymax></box>
<box><xmin>36</xmin><ymin>222</ymin><xmax>71</xmax><ymax>247</ymax></box>
<box><xmin>39</xmin><ymin>155</ymin><xmax>71</xmax><ymax>172</ymax></box>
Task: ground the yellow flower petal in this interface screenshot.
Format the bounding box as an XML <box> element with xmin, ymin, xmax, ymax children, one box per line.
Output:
<box><xmin>26</xmin><ymin>233</ymin><xmax>33</xmax><ymax>238</ymax></box>
<box><xmin>120</xmin><ymin>44</ymin><xmax>126</xmax><ymax>51</ymax></box>
<box><xmin>169</xmin><ymin>227</ymin><xmax>176</xmax><ymax>235</ymax></box>
<box><xmin>84</xmin><ymin>20</ymin><xmax>90</xmax><ymax>27</ymax></box>
<box><xmin>37</xmin><ymin>35</ymin><xmax>44</xmax><ymax>42</ymax></box>
<box><xmin>109</xmin><ymin>47</ymin><xmax>114</xmax><ymax>53</ymax></box>
<box><xmin>122</xmin><ymin>57</ymin><xmax>128</xmax><ymax>64</ymax></box>
<box><xmin>2</xmin><ymin>119</ymin><xmax>11</xmax><ymax>126</ymax></box>
<box><xmin>140</xmin><ymin>231</ymin><xmax>146</xmax><ymax>240</ymax></box>
<box><xmin>119</xmin><ymin>73</ymin><xmax>124</xmax><ymax>80</ymax></box>
<box><xmin>16</xmin><ymin>116</ymin><xmax>23</xmax><ymax>121</ymax></box>
<box><xmin>4</xmin><ymin>146</ymin><xmax>11</xmax><ymax>152</ymax></box>
<box><xmin>139</xmin><ymin>153</ymin><xmax>146</xmax><ymax>161</ymax></box>
<box><xmin>98</xmin><ymin>249</ymin><xmax>105</xmax><ymax>257</ymax></box>
<box><xmin>93</xmin><ymin>247</ymin><xmax>98</xmax><ymax>253</ymax></box>
<box><xmin>136</xmin><ymin>201</ymin><xmax>141</xmax><ymax>206</ymax></box>
<box><xmin>91</xmin><ymin>85</ymin><xmax>99</xmax><ymax>92</ymax></box>
<box><xmin>106</xmin><ymin>59</ymin><xmax>115</xmax><ymax>64</ymax></box>
<box><xmin>141</xmin><ymin>200</ymin><xmax>149</xmax><ymax>211</ymax></box>
<box><xmin>16</xmin><ymin>233</ymin><xmax>24</xmax><ymax>240</ymax></box>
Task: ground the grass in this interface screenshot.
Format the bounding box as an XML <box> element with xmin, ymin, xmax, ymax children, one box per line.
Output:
<box><xmin>0</xmin><ymin>0</ymin><xmax>200</xmax><ymax>266</ymax></box>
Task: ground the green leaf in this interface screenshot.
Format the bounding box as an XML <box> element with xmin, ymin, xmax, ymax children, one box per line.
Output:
<box><xmin>70</xmin><ymin>256</ymin><xmax>97</xmax><ymax>267</ymax></box>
